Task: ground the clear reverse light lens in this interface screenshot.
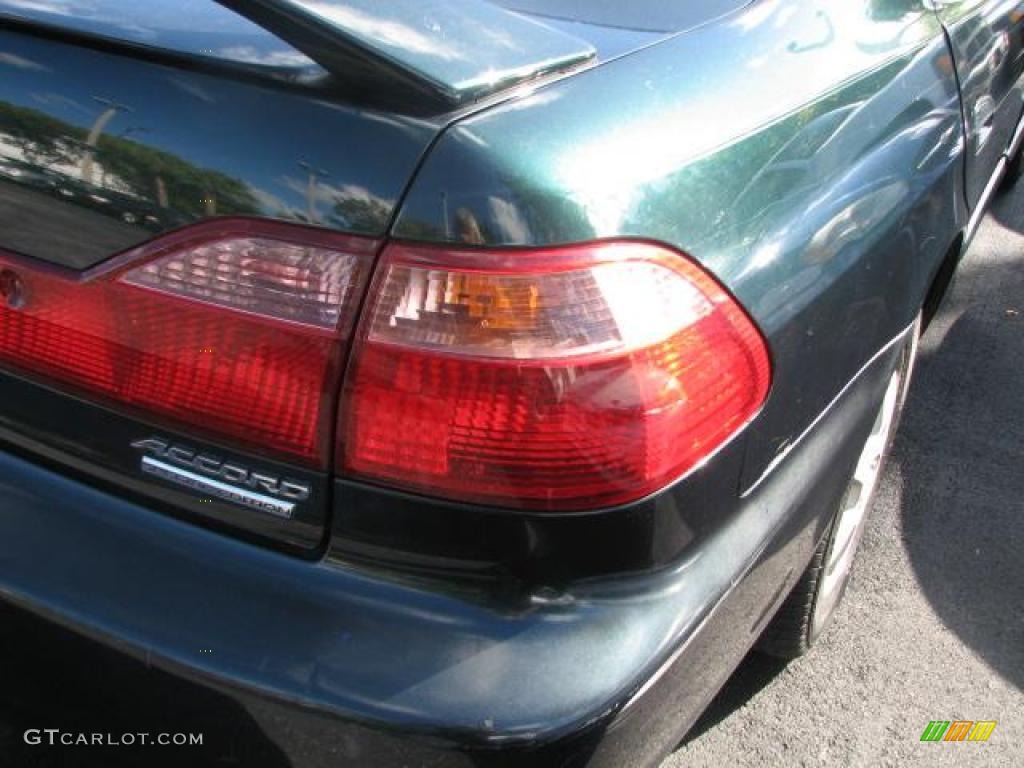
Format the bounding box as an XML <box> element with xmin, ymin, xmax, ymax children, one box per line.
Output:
<box><xmin>123</xmin><ymin>236</ymin><xmax>364</xmax><ymax>329</ymax></box>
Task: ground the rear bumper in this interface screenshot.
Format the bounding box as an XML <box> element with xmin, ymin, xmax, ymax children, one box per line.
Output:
<box><xmin>0</xmin><ymin>330</ymin><xmax>902</xmax><ymax>767</ymax></box>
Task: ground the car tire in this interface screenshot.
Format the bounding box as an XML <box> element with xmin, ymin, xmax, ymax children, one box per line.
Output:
<box><xmin>757</xmin><ymin>317</ymin><xmax>920</xmax><ymax>659</ymax></box>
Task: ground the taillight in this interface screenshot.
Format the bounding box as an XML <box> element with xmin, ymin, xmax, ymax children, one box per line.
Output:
<box><xmin>0</xmin><ymin>220</ymin><xmax>376</xmax><ymax>467</ymax></box>
<box><xmin>340</xmin><ymin>241</ymin><xmax>771</xmax><ymax>511</ymax></box>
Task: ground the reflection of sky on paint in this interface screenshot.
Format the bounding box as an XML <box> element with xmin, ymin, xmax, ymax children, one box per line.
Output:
<box><xmin>282</xmin><ymin>0</ymin><xmax>593</xmax><ymax>94</ymax></box>
<box><xmin>552</xmin><ymin>0</ymin><xmax>938</xmax><ymax>236</ymax></box>
<box><xmin>291</xmin><ymin>1</ymin><xmax>472</xmax><ymax>63</ymax></box>
<box><xmin>0</xmin><ymin>34</ymin><xmax>436</xmax><ymax>217</ymax></box>
<box><xmin>0</xmin><ymin>50</ymin><xmax>48</xmax><ymax>70</ymax></box>
<box><xmin>0</xmin><ymin>0</ymin><xmax>316</xmax><ymax>69</ymax></box>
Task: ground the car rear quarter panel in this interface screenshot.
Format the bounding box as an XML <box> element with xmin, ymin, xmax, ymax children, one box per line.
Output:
<box><xmin>393</xmin><ymin>0</ymin><xmax>967</xmax><ymax>489</ymax></box>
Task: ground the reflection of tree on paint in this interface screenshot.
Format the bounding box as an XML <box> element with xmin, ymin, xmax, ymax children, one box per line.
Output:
<box><xmin>329</xmin><ymin>193</ymin><xmax>391</xmax><ymax>232</ymax></box>
<box><xmin>0</xmin><ymin>101</ymin><xmax>70</xmax><ymax>166</ymax></box>
<box><xmin>0</xmin><ymin>101</ymin><xmax>259</xmax><ymax>219</ymax></box>
<box><xmin>96</xmin><ymin>138</ymin><xmax>258</xmax><ymax>217</ymax></box>
<box><xmin>868</xmin><ymin>0</ymin><xmax>916</xmax><ymax>23</ymax></box>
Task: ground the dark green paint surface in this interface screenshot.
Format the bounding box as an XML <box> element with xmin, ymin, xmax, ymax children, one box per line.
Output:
<box><xmin>395</xmin><ymin>0</ymin><xmax>976</xmax><ymax>485</ymax></box>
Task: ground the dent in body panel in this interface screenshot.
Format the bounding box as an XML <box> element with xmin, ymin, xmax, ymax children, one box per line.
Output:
<box><xmin>394</xmin><ymin>0</ymin><xmax>966</xmax><ymax>488</ymax></box>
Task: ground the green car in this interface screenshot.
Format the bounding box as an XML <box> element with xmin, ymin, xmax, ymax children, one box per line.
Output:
<box><xmin>0</xmin><ymin>1</ymin><xmax>1021</xmax><ymax>765</ymax></box>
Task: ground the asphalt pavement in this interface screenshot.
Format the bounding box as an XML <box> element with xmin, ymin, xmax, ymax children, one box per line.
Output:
<box><xmin>667</xmin><ymin>183</ymin><xmax>1024</xmax><ymax>767</ymax></box>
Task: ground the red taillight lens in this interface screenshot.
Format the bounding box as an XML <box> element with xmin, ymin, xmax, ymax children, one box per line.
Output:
<box><xmin>340</xmin><ymin>241</ymin><xmax>771</xmax><ymax>511</ymax></box>
<box><xmin>0</xmin><ymin>220</ymin><xmax>376</xmax><ymax>466</ymax></box>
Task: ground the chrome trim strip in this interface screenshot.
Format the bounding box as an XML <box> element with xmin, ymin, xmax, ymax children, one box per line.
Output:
<box><xmin>966</xmin><ymin>95</ymin><xmax>1024</xmax><ymax>242</ymax></box>
<box><xmin>141</xmin><ymin>456</ymin><xmax>295</xmax><ymax>519</ymax></box>
<box><xmin>1008</xmin><ymin>98</ymin><xmax>1024</xmax><ymax>160</ymax></box>
<box><xmin>966</xmin><ymin>154</ymin><xmax>1007</xmax><ymax>243</ymax></box>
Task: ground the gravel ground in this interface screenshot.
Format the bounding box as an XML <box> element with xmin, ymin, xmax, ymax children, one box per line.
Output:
<box><xmin>666</xmin><ymin>185</ymin><xmax>1024</xmax><ymax>767</ymax></box>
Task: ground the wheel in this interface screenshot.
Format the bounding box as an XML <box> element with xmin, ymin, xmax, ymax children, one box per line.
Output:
<box><xmin>758</xmin><ymin>318</ymin><xmax>920</xmax><ymax>659</ymax></box>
